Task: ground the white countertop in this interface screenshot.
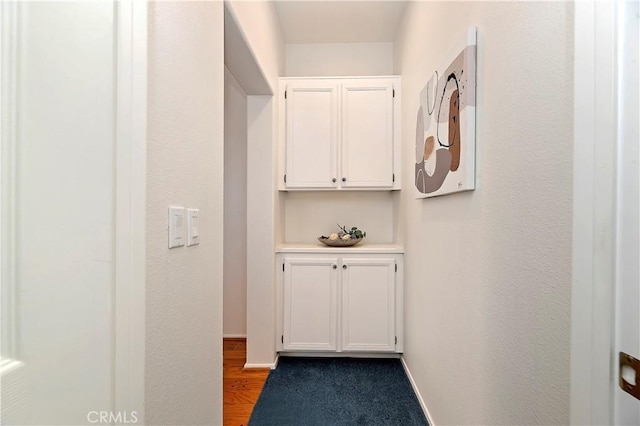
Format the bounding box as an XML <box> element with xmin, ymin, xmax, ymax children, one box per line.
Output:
<box><xmin>275</xmin><ymin>243</ymin><xmax>404</xmax><ymax>254</ymax></box>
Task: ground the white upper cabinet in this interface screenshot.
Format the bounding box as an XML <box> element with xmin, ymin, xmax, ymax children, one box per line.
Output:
<box><xmin>341</xmin><ymin>80</ymin><xmax>394</xmax><ymax>188</ymax></box>
<box><xmin>285</xmin><ymin>81</ymin><xmax>339</xmax><ymax>188</ymax></box>
<box><xmin>280</xmin><ymin>77</ymin><xmax>400</xmax><ymax>191</ymax></box>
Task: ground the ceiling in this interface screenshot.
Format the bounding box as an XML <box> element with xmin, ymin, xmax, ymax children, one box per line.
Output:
<box><xmin>273</xmin><ymin>1</ymin><xmax>408</xmax><ymax>44</ymax></box>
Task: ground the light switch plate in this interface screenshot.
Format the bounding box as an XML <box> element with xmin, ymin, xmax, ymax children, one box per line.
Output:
<box><xmin>168</xmin><ymin>206</ymin><xmax>185</xmax><ymax>248</ymax></box>
<box><xmin>187</xmin><ymin>208</ymin><xmax>199</xmax><ymax>246</ymax></box>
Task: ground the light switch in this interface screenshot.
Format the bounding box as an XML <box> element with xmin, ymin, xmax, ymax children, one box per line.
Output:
<box><xmin>168</xmin><ymin>206</ymin><xmax>185</xmax><ymax>248</ymax></box>
<box><xmin>187</xmin><ymin>208</ymin><xmax>199</xmax><ymax>246</ymax></box>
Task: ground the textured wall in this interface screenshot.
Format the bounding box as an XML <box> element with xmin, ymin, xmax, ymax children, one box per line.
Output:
<box><xmin>224</xmin><ymin>67</ymin><xmax>248</xmax><ymax>336</ymax></box>
<box><xmin>286</xmin><ymin>42</ymin><xmax>394</xmax><ymax>76</ymax></box>
<box><xmin>146</xmin><ymin>2</ymin><xmax>224</xmax><ymax>424</ymax></box>
<box><xmin>395</xmin><ymin>2</ymin><xmax>574</xmax><ymax>424</ymax></box>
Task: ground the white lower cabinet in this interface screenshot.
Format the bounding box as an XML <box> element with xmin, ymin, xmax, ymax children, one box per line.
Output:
<box><xmin>278</xmin><ymin>252</ymin><xmax>403</xmax><ymax>354</ymax></box>
<box><xmin>282</xmin><ymin>257</ymin><xmax>339</xmax><ymax>351</ymax></box>
<box><xmin>341</xmin><ymin>257</ymin><xmax>396</xmax><ymax>352</ymax></box>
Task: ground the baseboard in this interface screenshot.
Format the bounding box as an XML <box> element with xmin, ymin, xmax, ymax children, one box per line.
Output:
<box><xmin>279</xmin><ymin>352</ymin><xmax>401</xmax><ymax>359</ymax></box>
<box><xmin>244</xmin><ymin>363</ymin><xmax>274</xmax><ymax>369</ymax></box>
<box><xmin>223</xmin><ymin>334</ymin><xmax>247</xmax><ymax>339</ymax></box>
<box><xmin>400</xmin><ymin>356</ymin><xmax>435</xmax><ymax>426</ymax></box>
<box><xmin>244</xmin><ymin>359</ymin><xmax>277</xmax><ymax>370</ymax></box>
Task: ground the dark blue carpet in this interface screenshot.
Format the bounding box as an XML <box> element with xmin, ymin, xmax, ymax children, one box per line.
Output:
<box><xmin>248</xmin><ymin>357</ymin><xmax>428</xmax><ymax>426</ymax></box>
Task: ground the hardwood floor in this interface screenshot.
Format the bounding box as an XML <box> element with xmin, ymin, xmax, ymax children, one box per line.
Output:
<box><xmin>223</xmin><ymin>338</ymin><xmax>270</xmax><ymax>426</ymax></box>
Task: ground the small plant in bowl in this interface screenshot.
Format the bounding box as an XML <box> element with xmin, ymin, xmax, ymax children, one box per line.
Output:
<box><xmin>318</xmin><ymin>224</ymin><xmax>367</xmax><ymax>247</ymax></box>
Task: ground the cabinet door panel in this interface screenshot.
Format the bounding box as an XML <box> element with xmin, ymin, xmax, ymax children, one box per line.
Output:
<box><xmin>285</xmin><ymin>82</ymin><xmax>338</xmax><ymax>188</ymax></box>
<box><xmin>283</xmin><ymin>257</ymin><xmax>338</xmax><ymax>351</ymax></box>
<box><xmin>341</xmin><ymin>81</ymin><xmax>394</xmax><ymax>188</ymax></box>
<box><xmin>341</xmin><ymin>258</ymin><xmax>395</xmax><ymax>352</ymax></box>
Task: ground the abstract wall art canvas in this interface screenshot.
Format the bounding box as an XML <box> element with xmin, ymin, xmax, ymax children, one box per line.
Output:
<box><xmin>415</xmin><ymin>27</ymin><xmax>477</xmax><ymax>199</ymax></box>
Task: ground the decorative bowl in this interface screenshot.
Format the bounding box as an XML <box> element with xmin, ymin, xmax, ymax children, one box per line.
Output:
<box><xmin>317</xmin><ymin>236</ymin><xmax>364</xmax><ymax>247</ymax></box>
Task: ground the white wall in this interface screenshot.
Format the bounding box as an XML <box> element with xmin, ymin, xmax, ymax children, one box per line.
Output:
<box><xmin>146</xmin><ymin>2</ymin><xmax>223</xmax><ymax>424</ymax></box>
<box><xmin>286</xmin><ymin>42</ymin><xmax>394</xmax><ymax>76</ymax></box>
<box><xmin>7</xmin><ymin>2</ymin><xmax>115</xmax><ymax>424</ymax></box>
<box><xmin>395</xmin><ymin>2</ymin><xmax>574</xmax><ymax>425</ymax></box>
<box><xmin>224</xmin><ymin>67</ymin><xmax>248</xmax><ymax>337</ymax></box>
<box><xmin>246</xmin><ymin>96</ymin><xmax>278</xmax><ymax>367</ymax></box>
<box><xmin>284</xmin><ymin>192</ymin><xmax>395</xmax><ymax>244</ymax></box>
<box><xmin>226</xmin><ymin>0</ymin><xmax>285</xmax><ymax>366</ymax></box>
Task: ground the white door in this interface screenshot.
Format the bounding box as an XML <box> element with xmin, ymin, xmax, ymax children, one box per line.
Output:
<box><xmin>1</xmin><ymin>2</ymin><xmax>145</xmax><ymax>424</ymax></box>
<box><xmin>283</xmin><ymin>257</ymin><xmax>338</xmax><ymax>351</ymax></box>
<box><xmin>341</xmin><ymin>80</ymin><xmax>394</xmax><ymax>188</ymax></box>
<box><xmin>615</xmin><ymin>1</ymin><xmax>640</xmax><ymax>423</ymax></box>
<box><xmin>341</xmin><ymin>257</ymin><xmax>396</xmax><ymax>352</ymax></box>
<box><xmin>284</xmin><ymin>81</ymin><xmax>338</xmax><ymax>188</ymax></box>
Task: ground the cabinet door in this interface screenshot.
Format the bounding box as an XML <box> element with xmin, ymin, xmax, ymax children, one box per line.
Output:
<box><xmin>285</xmin><ymin>82</ymin><xmax>338</xmax><ymax>188</ymax></box>
<box><xmin>341</xmin><ymin>80</ymin><xmax>394</xmax><ymax>188</ymax></box>
<box><xmin>341</xmin><ymin>257</ymin><xmax>396</xmax><ymax>352</ymax></box>
<box><xmin>283</xmin><ymin>257</ymin><xmax>338</xmax><ymax>351</ymax></box>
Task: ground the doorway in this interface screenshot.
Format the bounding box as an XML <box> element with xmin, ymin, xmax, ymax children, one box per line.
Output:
<box><xmin>222</xmin><ymin>5</ymin><xmax>275</xmax><ymax>424</ymax></box>
<box><xmin>570</xmin><ymin>1</ymin><xmax>640</xmax><ymax>424</ymax></box>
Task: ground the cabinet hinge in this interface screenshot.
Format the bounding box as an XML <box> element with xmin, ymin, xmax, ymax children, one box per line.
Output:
<box><xmin>282</xmin><ymin>263</ymin><xmax>285</xmax><ymax>272</ymax></box>
<box><xmin>281</xmin><ymin>335</ymin><xmax>284</xmax><ymax>344</ymax></box>
<box><xmin>284</xmin><ymin>174</ymin><xmax>287</xmax><ymax>183</ymax></box>
<box><xmin>395</xmin><ymin>264</ymin><xmax>398</xmax><ymax>272</ymax></box>
<box><xmin>392</xmin><ymin>89</ymin><xmax>395</xmax><ymax>98</ymax></box>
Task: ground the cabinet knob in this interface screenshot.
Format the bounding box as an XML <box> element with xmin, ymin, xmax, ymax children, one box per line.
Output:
<box><xmin>332</xmin><ymin>178</ymin><xmax>336</xmax><ymax>183</ymax></box>
<box><xmin>332</xmin><ymin>264</ymin><xmax>337</xmax><ymax>269</ymax></box>
<box><xmin>342</xmin><ymin>177</ymin><xmax>346</xmax><ymax>182</ymax></box>
<box><xmin>342</xmin><ymin>264</ymin><xmax>347</xmax><ymax>269</ymax></box>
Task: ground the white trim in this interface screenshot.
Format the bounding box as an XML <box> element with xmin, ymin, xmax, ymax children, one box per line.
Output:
<box><xmin>223</xmin><ymin>334</ymin><xmax>247</xmax><ymax>339</ymax></box>
<box><xmin>0</xmin><ymin>0</ymin><xmax>18</xmax><ymax>361</ymax></box>
<box><xmin>400</xmin><ymin>356</ymin><xmax>435</xmax><ymax>426</ymax></box>
<box><xmin>275</xmin><ymin>243</ymin><xmax>404</xmax><ymax>254</ymax></box>
<box><xmin>244</xmin><ymin>362</ymin><xmax>278</xmax><ymax>370</ymax></box>
<box><xmin>247</xmin><ymin>353</ymin><xmax>280</xmax><ymax>371</ymax></box>
<box><xmin>570</xmin><ymin>1</ymin><xmax>618</xmax><ymax>425</ymax></box>
<box><xmin>279</xmin><ymin>75</ymin><xmax>401</xmax><ymax>81</ymax></box>
<box><xmin>613</xmin><ymin>0</ymin><xmax>639</xmax><ymax>422</ymax></box>
<box><xmin>0</xmin><ymin>6</ymin><xmax>24</xmax><ymax>423</ymax></box>
<box><xmin>277</xmin><ymin>352</ymin><xmax>400</xmax><ymax>359</ymax></box>
<box><xmin>114</xmin><ymin>0</ymin><xmax>146</xmax><ymax>423</ymax></box>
